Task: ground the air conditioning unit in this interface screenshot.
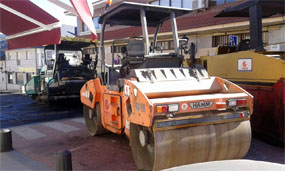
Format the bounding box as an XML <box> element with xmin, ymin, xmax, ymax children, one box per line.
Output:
<box><xmin>192</xmin><ymin>0</ymin><xmax>207</xmax><ymax>10</ymax></box>
<box><xmin>269</xmin><ymin>44</ymin><xmax>285</xmax><ymax>52</ymax></box>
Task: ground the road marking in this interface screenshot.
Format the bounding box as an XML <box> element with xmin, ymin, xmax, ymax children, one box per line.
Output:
<box><xmin>69</xmin><ymin>144</ymin><xmax>90</xmax><ymax>152</ymax></box>
<box><xmin>43</xmin><ymin>122</ymin><xmax>79</xmax><ymax>133</ymax></box>
<box><xmin>71</xmin><ymin>118</ymin><xmax>85</xmax><ymax>124</ymax></box>
<box><xmin>13</xmin><ymin>127</ymin><xmax>46</xmax><ymax>140</ymax></box>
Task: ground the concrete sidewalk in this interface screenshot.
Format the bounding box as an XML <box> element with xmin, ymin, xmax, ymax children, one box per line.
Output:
<box><xmin>1</xmin><ymin>117</ymin><xmax>136</xmax><ymax>170</ymax></box>
<box><xmin>0</xmin><ymin>150</ymin><xmax>51</xmax><ymax>171</ymax></box>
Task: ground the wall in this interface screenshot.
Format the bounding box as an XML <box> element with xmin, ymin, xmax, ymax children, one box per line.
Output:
<box><xmin>0</xmin><ymin>61</ymin><xmax>6</xmax><ymax>90</ymax></box>
<box><xmin>268</xmin><ymin>24</ymin><xmax>285</xmax><ymax>45</ymax></box>
<box><xmin>99</xmin><ymin>34</ymin><xmax>214</xmax><ymax>65</ymax></box>
<box><xmin>61</xmin><ymin>24</ymin><xmax>76</xmax><ymax>37</ymax></box>
<box><xmin>93</xmin><ymin>23</ymin><xmax>285</xmax><ymax>67</ymax></box>
<box><xmin>186</xmin><ymin>35</ymin><xmax>215</xmax><ymax>58</ymax></box>
<box><xmin>1</xmin><ymin>48</ymin><xmax>44</xmax><ymax>92</ymax></box>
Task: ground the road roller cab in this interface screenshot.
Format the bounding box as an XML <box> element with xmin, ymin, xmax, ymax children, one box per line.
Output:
<box><xmin>80</xmin><ymin>2</ymin><xmax>254</xmax><ymax>170</ymax></box>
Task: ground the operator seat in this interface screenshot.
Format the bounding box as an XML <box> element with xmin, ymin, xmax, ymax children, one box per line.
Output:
<box><xmin>237</xmin><ymin>39</ymin><xmax>250</xmax><ymax>51</ymax></box>
<box><xmin>117</xmin><ymin>40</ymin><xmax>144</xmax><ymax>79</ymax></box>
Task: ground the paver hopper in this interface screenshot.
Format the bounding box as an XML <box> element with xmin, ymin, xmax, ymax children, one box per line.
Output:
<box><xmin>80</xmin><ymin>2</ymin><xmax>253</xmax><ymax>170</ymax></box>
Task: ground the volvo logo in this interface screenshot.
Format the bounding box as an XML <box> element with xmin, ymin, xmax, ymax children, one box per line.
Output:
<box><xmin>189</xmin><ymin>101</ymin><xmax>214</xmax><ymax>109</ymax></box>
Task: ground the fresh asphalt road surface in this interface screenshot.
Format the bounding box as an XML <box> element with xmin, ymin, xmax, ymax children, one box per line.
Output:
<box><xmin>0</xmin><ymin>94</ymin><xmax>82</xmax><ymax>128</ymax></box>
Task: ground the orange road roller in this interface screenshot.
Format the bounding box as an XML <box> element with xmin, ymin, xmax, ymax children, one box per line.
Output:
<box><xmin>80</xmin><ymin>2</ymin><xmax>253</xmax><ymax>170</ymax></box>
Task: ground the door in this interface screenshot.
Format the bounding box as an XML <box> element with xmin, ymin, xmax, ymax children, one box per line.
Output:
<box><xmin>103</xmin><ymin>93</ymin><xmax>122</xmax><ymax>130</ymax></box>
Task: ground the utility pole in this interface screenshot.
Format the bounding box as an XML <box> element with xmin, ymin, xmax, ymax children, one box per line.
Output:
<box><xmin>35</xmin><ymin>48</ymin><xmax>39</xmax><ymax>75</ymax></box>
<box><xmin>4</xmin><ymin>53</ymin><xmax>7</xmax><ymax>90</ymax></box>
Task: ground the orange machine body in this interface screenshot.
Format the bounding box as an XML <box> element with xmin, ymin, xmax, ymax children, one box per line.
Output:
<box><xmin>80</xmin><ymin>68</ymin><xmax>253</xmax><ymax>139</ymax></box>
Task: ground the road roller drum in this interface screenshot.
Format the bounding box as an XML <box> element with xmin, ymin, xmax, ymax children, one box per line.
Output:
<box><xmin>130</xmin><ymin>121</ymin><xmax>251</xmax><ymax>170</ymax></box>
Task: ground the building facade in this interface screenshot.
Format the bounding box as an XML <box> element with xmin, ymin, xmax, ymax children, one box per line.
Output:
<box><xmin>0</xmin><ymin>34</ymin><xmax>8</xmax><ymax>91</ymax></box>
<box><xmin>1</xmin><ymin>47</ymin><xmax>44</xmax><ymax>91</ymax></box>
<box><xmin>77</xmin><ymin>0</ymin><xmax>284</xmax><ymax>67</ymax></box>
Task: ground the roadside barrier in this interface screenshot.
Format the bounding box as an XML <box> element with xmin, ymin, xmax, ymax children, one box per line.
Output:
<box><xmin>56</xmin><ymin>150</ymin><xmax>72</xmax><ymax>171</ymax></box>
<box><xmin>0</xmin><ymin>129</ymin><xmax>13</xmax><ymax>152</ymax></box>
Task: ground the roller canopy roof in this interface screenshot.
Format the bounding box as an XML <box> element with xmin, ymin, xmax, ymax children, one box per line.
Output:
<box><xmin>44</xmin><ymin>39</ymin><xmax>93</xmax><ymax>51</ymax></box>
<box><xmin>98</xmin><ymin>2</ymin><xmax>192</xmax><ymax>27</ymax></box>
<box><xmin>216</xmin><ymin>0</ymin><xmax>285</xmax><ymax>18</ymax></box>
<box><xmin>0</xmin><ymin>0</ymin><xmax>61</xmax><ymax>50</ymax></box>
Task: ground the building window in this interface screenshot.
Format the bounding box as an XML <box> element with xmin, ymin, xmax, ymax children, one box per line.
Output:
<box><xmin>16</xmin><ymin>73</ymin><xmax>24</xmax><ymax>85</ymax></box>
<box><xmin>156</xmin><ymin>40</ymin><xmax>174</xmax><ymax>50</ymax></box>
<box><xmin>158</xmin><ymin>41</ymin><xmax>169</xmax><ymax>50</ymax></box>
<box><xmin>93</xmin><ymin>17</ymin><xmax>101</xmax><ymax>30</ymax></box>
<box><xmin>182</xmin><ymin>0</ymin><xmax>192</xmax><ymax>9</ymax></box>
<box><xmin>169</xmin><ymin>40</ymin><xmax>174</xmax><ymax>49</ymax></box>
<box><xmin>212</xmin><ymin>32</ymin><xmax>268</xmax><ymax>47</ymax></box>
<box><xmin>84</xmin><ymin>48</ymin><xmax>89</xmax><ymax>54</ymax></box>
<box><xmin>210</xmin><ymin>0</ymin><xmax>225</xmax><ymax>6</ymax></box>
<box><xmin>16</xmin><ymin>52</ymin><xmax>21</xmax><ymax>66</ymax></box>
<box><xmin>209</xmin><ymin>0</ymin><xmax>237</xmax><ymax>6</ymax></box>
<box><xmin>226</xmin><ymin>0</ymin><xmax>237</xmax><ymax>3</ymax></box>
<box><xmin>150</xmin><ymin>0</ymin><xmax>193</xmax><ymax>9</ymax></box>
<box><xmin>84</xmin><ymin>47</ymin><xmax>96</xmax><ymax>54</ymax></box>
<box><xmin>172</xmin><ymin>0</ymin><xmax>182</xmax><ymax>8</ymax></box>
<box><xmin>8</xmin><ymin>72</ymin><xmax>13</xmax><ymax>84</ymax></box>
<box><xmin>82</xmin><ymin>22</ymin><xmax>88</xmax><ymax>32</ymax></box>
<box><xmin>160</xmin><ymin>0</ymin><xmax>170</xmax><ymax>6</ymax></box>
<box><xmin>46</xmin><ymin>50</ymin><xmax>54</xmax><ymax>60</ymax></box>
<box><xmin>111</xmin><ymin>45</ymin><xmax>127</xmax><ymax>53</ymax></box>
<box><xmin>26</xmin><ymin>51</ymin><xmax>29</xmax><ymax>60</ymax></box>
<box><xmin>89</xmin><ymin>48</ymin><xmax>95</xmax><ymax>54</ymax></box>
<box><xmin>26</xmin><ymin>73</ymin><xmax>32</xmax><ymax>82</ymax></box>
<box><xmin>7</xmin><ymin>52</ymin><xmax>11</xmax><ymax>60</ymax></box>
<box><xmin>7</xmin><ymin>53</ymin><xmax>10</xmax><ymax>60</ymax></box>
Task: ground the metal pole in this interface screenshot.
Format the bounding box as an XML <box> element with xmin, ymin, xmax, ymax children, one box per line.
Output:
<box><xmin>55</xmin><ymin>44</ymin><xmax>59</xmax><ymax>60</ymax></box>
<box><xmin>56</xmin><ymin>150</ymin><xmax>72</xmax><ymax>171</ymax></box>
<box><xmin>153</xmin><ymin>23</ymin><xmax>161</xmax><ymax>53</ymax></box>
<box><xmin>112</xmin><ymin>41</ymin><xmax>114</xmax><ymax>68</ymax></box>
<box><xmin>249</xmin><ymin>4</ymin><xmax>264</xmax><ymax>51</ymax></box>
<box><xmin>170</xmin><ymin>11</ymin><xmax>180</xmax><ymax>56</ymax></box>
<box><xmin>140</xmin><ymin>8</ymin><xmax>150</xmax><ymax>55</ymax></box>
<box><xmin>35</xmin><ymin>48</ymin><xmax>38</xmax><ymax>75</ymax></box>
<box><xmin>52</xmin><ymin>44</ymin><xmax>58</xmax><ymax>78</ymax></box>
<box><xmin>4</xmin><ymin>55</ymin><xmax>7</xmax><ymax>90</ymax></box>
<box><xmin>0</xmin><ymin>129</ymin><xmax>13</xmax><ymax>152</ymax></box>
<box><xmin>100</xmin><ymin>20</ymin><xmax>106</xmax><ymax>75</ymax></box>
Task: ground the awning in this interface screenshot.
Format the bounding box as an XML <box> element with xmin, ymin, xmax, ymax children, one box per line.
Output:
<box><xmin>216</xmin><ymin>0</ymin><xmax>285</xmax><ymax>18</ymax></box>
<box><xmin>0</xmin><ymin>0</ymin><xmax>61</xmax><ymax>50</ymax></box>
<box><xmin>70</xmin><ymin>0</ymin><xmax>97</xmax><ymax>41</ymax></box>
